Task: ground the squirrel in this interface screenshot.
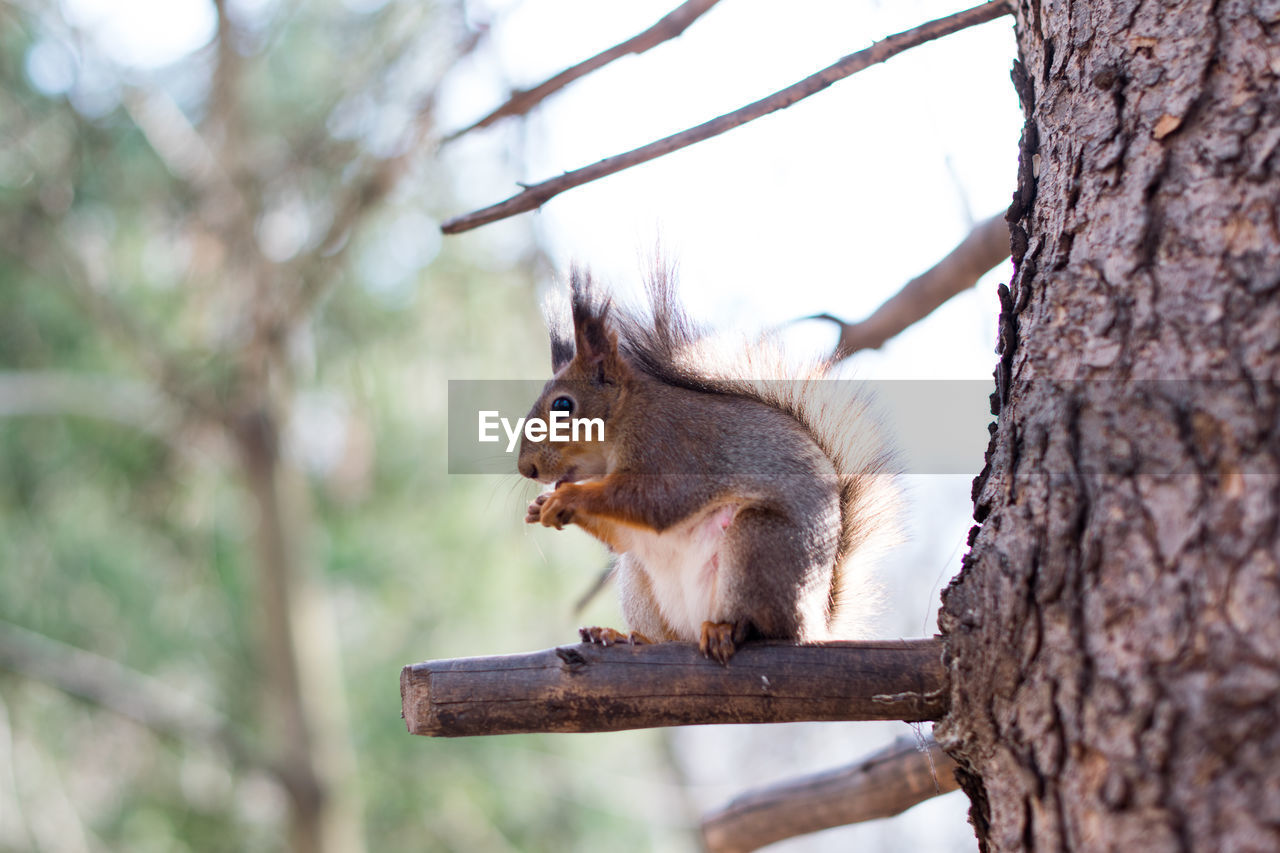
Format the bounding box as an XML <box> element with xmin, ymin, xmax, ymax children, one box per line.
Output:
<box><xmin>519</xmin><ymin>268</ymin><xmax>898</xmax><ymax>663</ymax></box>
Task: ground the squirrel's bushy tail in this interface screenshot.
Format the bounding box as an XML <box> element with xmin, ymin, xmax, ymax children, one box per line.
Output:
<box><xmin>557</xmin><ymin>267</ymin><xmax>901</xmax><ymax>638</ymax></box>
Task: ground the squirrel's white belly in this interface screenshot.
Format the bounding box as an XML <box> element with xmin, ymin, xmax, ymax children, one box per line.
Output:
<box><xmin>623</xmin><ymin>503</ymin><xmax>739</xmax><ymax>640</ymax></box>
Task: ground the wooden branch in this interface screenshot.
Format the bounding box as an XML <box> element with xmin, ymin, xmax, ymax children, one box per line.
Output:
<box><xmin>401</xmin><ymin>638</ymin><xmax>946</xmax><ymax>737</ymax></box>
<box><xmin>441</xmin><ymin>0</ymin><xmax>1012</xmax><ymax>234</ymax></box>
<box><xmin>444</xmin><ymin>0</ymin><xmax>722</xmax><ymax>142</ymax></box>
<box><xmin>702</xmin><ymin>734</ymin><xmax>961</xmax><ymax>853</ymax></box>
<box><xmin>811</xmin><ymin>213</ymin><xmax>1011</xmax><ymax>360</ymax></box>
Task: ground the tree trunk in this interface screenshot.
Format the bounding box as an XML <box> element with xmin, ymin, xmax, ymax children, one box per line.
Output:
<box><xmin>237</xmin><ymin>408</ymin><xmax>367</xmax><ymax>853</ymax></box>
<box><xmin>937</xmin><ymin>2</ymin><xmax>1280</xmax><ymax>851</ymax></box>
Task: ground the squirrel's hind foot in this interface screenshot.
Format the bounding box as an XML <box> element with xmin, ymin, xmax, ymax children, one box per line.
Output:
<box><xmin>579</xmin><ymin>626</ymin><xmax>652</xmax><ymax>647</ymax></box>
<box><xmin>699</xmin><ymin>620</ymin><xmax>749</xmax><ymax>665</ymax></box>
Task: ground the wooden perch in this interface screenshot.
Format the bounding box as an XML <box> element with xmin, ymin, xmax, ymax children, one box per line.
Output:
<box><xmin>702</xmin><ymin>734</ymin><xmax>961</xmax><ymax>853</ymax></box>
<box><xmin>441</xmin><ymin>0</ymin><xmax>1011</xmax><ymax>234</ymax></box>
<box><xmin>444</xmin><ymin>0</ymin><xmax>722</xmax><ymax>142</ymax></box>
<box><xmin>810</xmin><ymin>213</ymin><xmax>1011</xmax><ymax>360</ymax></box>
<box><xmin>401</xmin><ymin>638</ymin><xmax>945</xmax><ymax>737</ymax></box>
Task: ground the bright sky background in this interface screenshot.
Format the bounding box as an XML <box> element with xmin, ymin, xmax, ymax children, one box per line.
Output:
<box><xmin>58</xmin><ymin>0</ymin><xmax>216</xmax><ymax>67</ymax></box>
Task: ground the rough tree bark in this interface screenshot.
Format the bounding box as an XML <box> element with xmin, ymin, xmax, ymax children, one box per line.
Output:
<box><xmin>938</xmin><ymin>2</ymin><xmax>1280</xmax><ymax>852</ymax></box>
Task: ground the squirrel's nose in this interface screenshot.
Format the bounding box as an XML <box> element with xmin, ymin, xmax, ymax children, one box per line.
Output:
<box><xmin>519</xmin><ymin>459</ymin><xmax>538</xmax><ymax>480</ymax></box>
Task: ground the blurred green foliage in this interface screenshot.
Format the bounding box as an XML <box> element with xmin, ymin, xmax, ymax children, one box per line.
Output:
<box><xmin>0</xmin><ymin>1</ymin><xmax>692</xmax><ymax>850</ymax></box>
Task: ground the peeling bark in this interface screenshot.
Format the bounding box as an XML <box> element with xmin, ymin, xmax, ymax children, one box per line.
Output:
<box><xmin>938</xmin><ymin>1</ymin><xmax>1280</xmax><ymax>851</ymax></box>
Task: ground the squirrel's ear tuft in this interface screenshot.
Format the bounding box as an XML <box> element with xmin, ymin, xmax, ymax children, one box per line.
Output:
<box><xmin>544</xmin><ymin>287</ymin><xmax>574</xmax><ymax>372</ymax></box>
<box><xmin>568</xmin><ymin>266</ymin><xmax>608</xmax><ymax>327</ymax></box>
<box><xmin>568</xmin><ymin>267</ymin><xmax>627</xmax><ymax>383</ymax></box>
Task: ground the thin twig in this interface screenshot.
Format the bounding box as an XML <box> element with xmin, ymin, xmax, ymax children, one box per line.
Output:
<box><xmin>287</xmin><ymin>26</ymin><xmax>489</xmax><ymax>317</ymax></box>
<box><xmin>572</xmin><ymin>565</ymin><xmax>615</xmax><ymax>616</ymax></box>
<box><xmin>441</xmin><ymin>0</ymin><xmax>1012</xmax><ymax>234</ymax></box>
<box><xmin>810</xmin><ymin>213</ymin><xmax>1011</xmax><ymax>359</ymax></box>
<box><xmin>443</xmin><ymin>0</ymin><xmax>722</xmax><ymax>142</ymax></box>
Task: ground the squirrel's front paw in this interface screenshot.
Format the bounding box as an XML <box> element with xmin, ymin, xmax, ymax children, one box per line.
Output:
<box><xmin>535</xmin><ymin>488</ymin><xmax>576</xmax><ymax>529</ymax></box>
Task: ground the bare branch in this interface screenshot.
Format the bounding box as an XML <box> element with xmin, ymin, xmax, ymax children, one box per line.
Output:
<box><xmin>122</xmin><ymin>88</ymin><xmax>222</xmax><ymax>188</ymax></box>
<box><xmin>401</xmin><ymin>639</ymin><xmax>947</xmax><ymax>737</ymax></box>
<box><xmin>286</xmin><ymin>26</ymin><xmax>489</xmax><ymax>317</ymax></box>
<box><xmin>701</xmin><ymin>735</ymin><xmax>961</xmax><ymax>853</ymax></box>
<box><xmin>0</xmin><ymin>371</ymin><xmax>178</xmax><ymax>438</ymax></box>
<box><xmin>208</xmin><ymin>0</ymin><xmax>246</xmax><ymax>167</ymax></box>
<box><xmin>443</xmin><ymin>0</ymin><xmax>722</xmax><ymax>142</ymax></box>
<box><xmin>12</xmin><ymin>221</ymin><xmax>227</xmax><ymax>424</ymax></box>
<box><xmin>812</xmin><ymin>213</ymin><xmax>1010</xmax><ymax>360</ymax></box>
<box><xmin>441</xmin><ymin>0</ymin><xmax>1012</xmax><ymax>234</ymax></box>
<box><xmin>572</xmin><ymin>566</ymin><xmax>615</xmax><ymax>616</ymax></box>
<box><xmin>0</xmin><ymin>620</ymin><xmax>254</xmax><ymax>766</ymax></box>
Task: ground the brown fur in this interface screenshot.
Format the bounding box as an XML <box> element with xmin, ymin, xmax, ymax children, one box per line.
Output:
<box><xmin>521</xmin><ymin>269</ymin><xmax>898</xmax><ymax>660</ymax></box>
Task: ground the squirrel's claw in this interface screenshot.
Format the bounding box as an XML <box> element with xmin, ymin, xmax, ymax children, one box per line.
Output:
<box><xmin>699</xmin><ymin>621</ymin><xmax>740</xmax><ymax>665</ymax></box>
<box><xmin>535</xmin><ymin>489</ymin><xmax>574</xmax><ymax>529</ymax></box>
<box><xmin>526</xmin><ymin>491</ymin><xmax>566</xmax><ymax>526</ymax></box>
<box><xmin>524</xmin><ymin>493</ymin><xmax>549</xmax><ymax>524</ymax></box>
<box><xmin>580</xmin><ymin>626</ymin><xmax>651</xmax><ymax>647</ymax></box>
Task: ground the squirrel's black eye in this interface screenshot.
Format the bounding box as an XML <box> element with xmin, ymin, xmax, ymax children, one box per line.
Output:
<box><xmin>550</xmin><ymin>396</ymin><xmax>574</xmax><ymax>415</ymax></box>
